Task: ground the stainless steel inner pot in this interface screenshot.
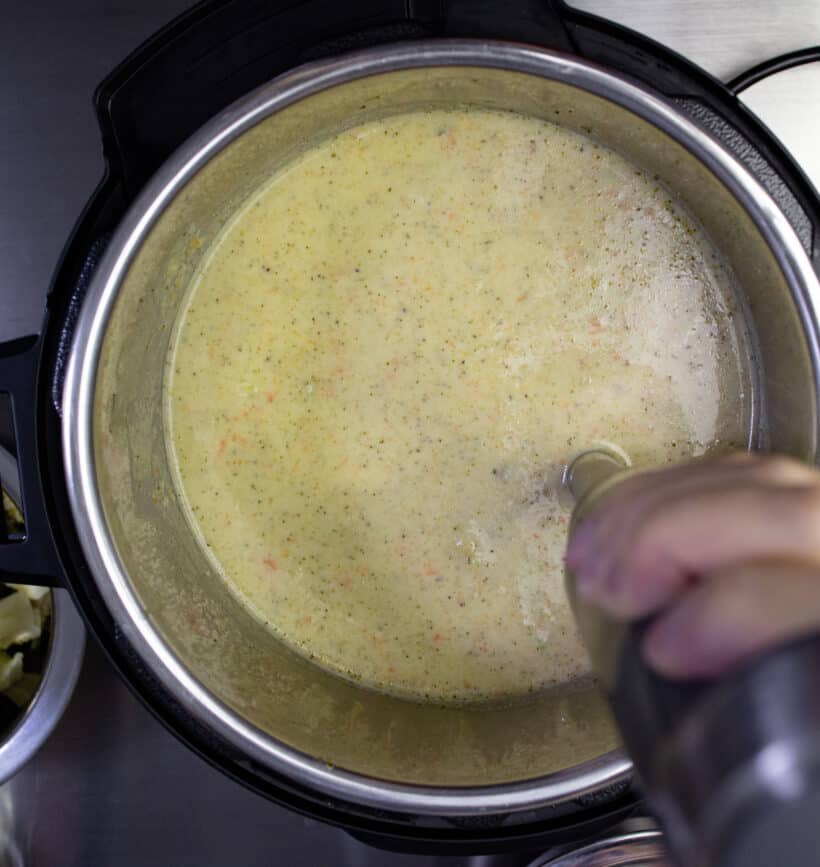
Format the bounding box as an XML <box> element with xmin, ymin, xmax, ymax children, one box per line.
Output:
<box><xmin>62</xmin><ymin>41</ymin><xmax>820</xmax><ymax>816</ymax></box>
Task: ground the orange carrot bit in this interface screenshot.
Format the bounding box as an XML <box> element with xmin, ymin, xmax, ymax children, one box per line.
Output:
<box><xmin>263</xmin><ymin>557</ymin><xmax>279</xmax><ymax>571</ymax></box>
<box><xmin>266</xmin><ymin>391</ymin><xmax>277</xmax><ymax>402</ymax></box>
<box><xmin>387</xmin><ymin>666</ymin><xmax>396</xmax><ymax>673</ymax></box>
<box><xmin>432</xmin><ymin>633</ymin><xmax>444</xmax><ymax>643</ymax></box>
<box><xmin>423</xmin><ymin>562</ymin><xmax>438</xmax><ymax>577</ymax></box>
<box><xmin>532</xmin><ymin>532</ymin><xmax>541</xmax><ymax>540</ymax></box>
<box><xmin>216</xmin><ymin>438</ymin><xmax>227</xmax><ymax>457</ymax></box>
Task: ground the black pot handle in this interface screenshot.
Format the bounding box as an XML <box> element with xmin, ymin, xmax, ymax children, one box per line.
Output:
<box><xmin>0</xmin><ymin>336</ymin><xmax>64</xmax><ymax>587</ymax></box>
<box><xmin>443</xmin><ymin>0</ymin><xmax>574</xmax><ymax>50</ymax></box>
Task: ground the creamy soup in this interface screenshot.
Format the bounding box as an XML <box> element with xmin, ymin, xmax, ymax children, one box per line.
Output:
<box><xmin>168</xmin><ymin>109</ymin><xmax>750</xmax><ymax>702</ymax></box>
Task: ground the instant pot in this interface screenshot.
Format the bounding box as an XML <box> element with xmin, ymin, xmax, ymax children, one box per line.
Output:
<box><xmin>1</xmin><ymin>0</ymin><xmax>819</xmax><ymax>854</ymax></box>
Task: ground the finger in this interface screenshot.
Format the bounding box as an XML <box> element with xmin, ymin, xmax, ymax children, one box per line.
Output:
<box><xmin>568</xmin><ymin>454</ymin><xmax>813</xmax><ymax>578</ymax></box>
<box><xmin>573</xmin><ymin>452</ymin><xmax>818</xmax><ymax>568</ymax></box>
<box><xmin>642</xmin><ymin>559</ymin><xmax>820</xmax><ymax>678</ymax></box>
<box><xmin>579</xmin><ymin>481</ymin><xmax>820</xmax><ymax>618</ymax></box>
<box><xmin>567</xmin><ymin>454</ymin><xmax>816</xmax><ymax>613</ymax></box>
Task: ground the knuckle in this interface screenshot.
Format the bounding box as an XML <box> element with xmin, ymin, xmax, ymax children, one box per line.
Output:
<box><xmin>751</xmin><ymin>454</ymin><xmax>800</xmax><ymax>480</ymax></box>
<box><xmin>715</xmin><ymin>451</ymin><xmax>755</xmax><ymax>465</ymax></box>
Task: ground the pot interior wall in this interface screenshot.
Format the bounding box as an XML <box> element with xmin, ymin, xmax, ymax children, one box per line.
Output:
<box><xmin>92</xmin><ymin>62</ymin><xmax>816</xmax><ymax>789</ymax></box>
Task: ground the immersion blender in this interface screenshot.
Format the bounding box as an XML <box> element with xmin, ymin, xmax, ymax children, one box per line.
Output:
<box><xmin>564</xmin><ymin>449</ymin><xmax>820</xmax><ymax>867</ymax></box>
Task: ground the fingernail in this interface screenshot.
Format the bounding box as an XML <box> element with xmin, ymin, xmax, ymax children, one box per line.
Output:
<box><xmin>566</xmin><ymin>521</ymin><xmax>598</xmax><ymax>569</ymax></box>
<box><xmin>576</xmin><ymin>561</ymin><xmax>615</xmax><ymax>602</ymax></box>
<box><xmin>574</xmin><ymin>566</ymin><xmax>600</xmax><ymax>598</ymax></box>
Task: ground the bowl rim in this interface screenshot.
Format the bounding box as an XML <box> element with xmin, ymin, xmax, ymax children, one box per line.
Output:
<box><xmin>528</xmin><ymin>827</ymin><xmax>667</xmax><ymax>865</ymax></box>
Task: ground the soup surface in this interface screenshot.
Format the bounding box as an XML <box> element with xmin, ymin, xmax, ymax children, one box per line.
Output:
<box><xmin>168</xmin><ymin>109</ymin><xmax>750</xmax><ymax>702</ymax></box>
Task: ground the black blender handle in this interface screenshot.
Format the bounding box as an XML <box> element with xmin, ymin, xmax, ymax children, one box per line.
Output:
<box><xmin>643</xmin><ymin>630</ymin><xmax>820</xmax><ymax>867</ymax></box>
<box><xmin>594</xmin><ymin>603</ymin><xmax>820</xmax><ymax>866</ymax></box>
<box><xmin>0</xmin><ymin>336</ymin><xmax>64</xmax><ymax>587</ymax></box>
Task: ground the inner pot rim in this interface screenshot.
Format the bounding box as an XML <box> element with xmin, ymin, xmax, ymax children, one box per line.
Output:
<box><xmin>61</xmin><ymin>39</ymin><xmax>820</xmax><ymax>816</ymax></box>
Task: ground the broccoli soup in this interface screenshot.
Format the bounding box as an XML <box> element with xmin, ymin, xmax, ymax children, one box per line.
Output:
<box><xmin>167</xmin><ymin>109</ymin><xmax>751</xmax><ymax>702</ymax></box>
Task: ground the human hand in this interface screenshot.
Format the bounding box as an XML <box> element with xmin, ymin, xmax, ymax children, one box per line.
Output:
<box><xmin>566</xmin><ymin>453</ymin><xmax>820</xmax><ymax>679</ymax></box>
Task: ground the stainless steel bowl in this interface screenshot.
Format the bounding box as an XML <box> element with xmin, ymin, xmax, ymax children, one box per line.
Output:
<box><xmin>0</xmin><ymin>591</ymin><xmax>85</xmax><ymax>785</ymax></box>
<box><xmin>62</xmin><ymin>41</ymin><xmax>820</xmax><ymax>816</ymax></box>
<box><xmin>529</xmin><ymin>827</ymin><xmax>670</xmax><ymax>866</ymax></box>
<box><xmin>0</xmin><ymin>447</ymin><xmax>85</xmax><ymax>785</ymax></box>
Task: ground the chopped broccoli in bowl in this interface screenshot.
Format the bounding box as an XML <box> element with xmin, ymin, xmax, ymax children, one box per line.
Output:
<box><xmin>0</xmin><ymin>584</ymin><xmax>52</xmax><ymax>733</ymax></box>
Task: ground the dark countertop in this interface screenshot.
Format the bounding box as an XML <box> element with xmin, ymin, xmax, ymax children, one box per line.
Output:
<box><xmin>0</xmin><ymin>1</ymin><xmax>189</xmax><ymax>343</ymax></box>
